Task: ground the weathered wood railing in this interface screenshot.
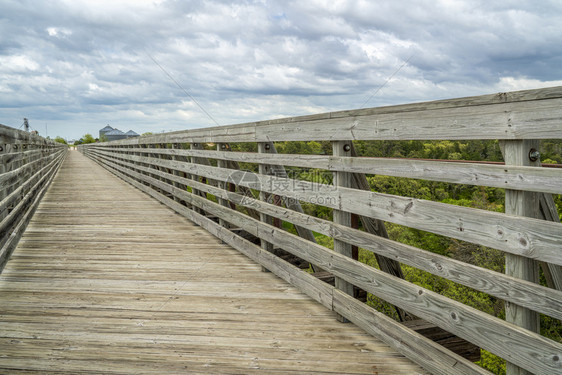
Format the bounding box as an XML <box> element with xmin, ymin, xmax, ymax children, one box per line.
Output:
<box><xmin>79</xmin><ymin>86</ymin><xmax>562</xmax><ymax>375</ymax></box>
<box><xmin>0</xmin><ymin>124</ymin><xmax>67</xmax><ymax>271</ymax></box>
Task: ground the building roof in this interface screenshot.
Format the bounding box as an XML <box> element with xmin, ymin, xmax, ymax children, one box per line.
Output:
<box><xmin>105</xmin><ymin>129</ymin><xmax>125</xmax><ymax>135</ymax></box>
<box><xmin>100</xmin><ymin>125</ymin><xmax>114</xmax><ymax>132</ymax></box>
<box><xmin>125</xmin><ymin>130</ymin><xmax>139</xmax><ymax>136</ymax></box>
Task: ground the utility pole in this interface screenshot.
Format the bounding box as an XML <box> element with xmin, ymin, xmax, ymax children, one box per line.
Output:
<box><xmin>23</xmin><ymin>118</ymin><xmax>29</xmax><ymax>132</ymax></box>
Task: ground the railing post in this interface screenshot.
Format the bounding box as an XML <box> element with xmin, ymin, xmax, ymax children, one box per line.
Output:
<box><xmin>171</xmin><ymin>143</ymin><xmax>182</xmax><ymax>205</ymax></box>
<box><xmin>258</xmin><ymin>142</ymin><xmax>274</xmax><ymax>272</ymax></box>
<box><xmin>139</xmin><ymin>143</ymin><xmax>149</xmax><ymax>186</ymax></box>
<box><xmin>332</xmin><ymin>140</ymin><xmax>354</xmax><ymax>322</ymax></box>
<box><xmin>0</xmin><ymin>136</ymin><xmax>7</xmax><ymax>222</ymax></box>
<box><xmin>502</xmin><ymin>140</ymin><xmax>540</xmax><ymax>375</ymax></box>
<box><xmin>190</xmin><ymin>143</ymin><xmax>205</xmax><ymax>216</ymax></box>
<box><xmin>216</xmin><ymin>143</ymin><xmax>230</xmax><ymax>228</ymax></box>
<box><xmin>157</xmin><ymin>143</ymin><xmax>169</xmax><ymax>194</ymax></box>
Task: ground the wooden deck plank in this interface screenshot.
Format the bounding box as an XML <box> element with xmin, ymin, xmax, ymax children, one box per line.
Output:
<box><xmin>0</xmin><ymin>151</ymin><xmax>428</xmax><ymax>374</ymax></box>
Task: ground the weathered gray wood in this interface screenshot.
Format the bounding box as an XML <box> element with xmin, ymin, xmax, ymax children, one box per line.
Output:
<box><xmin>260</xmin><ymin>143</ymin><xmax>320</xmax><ymax>259</ymax></box>
<box><xmin>155</xmin><ymin>143</ymin><xmax>171</xmax><ymax>193</ymax></box>
<box><xmin>502</xmin><ymin>140</ymin><xmax>541</xmax><ymax>375</ymax></box>
<box><xmin>137</xmin><ymin>143</ymin><xmax>150</xmax><ymax>188</ymax></box>
<box><xmin>91</xmin><ymin>155</ymin><xmax>561</xmax><ymax>375</ymax></box>
<box><xmin>94</xmin><ymin>144</ymin><xmax>562</xmax><ymax>195</ymax></box>
<box><xmin>93</xmin><ymin>152</ymin><xmax>562</xmax><ymax>321</ymax></box>
<box><xmin>0</xmin><ymin>149</ymin><xmax>65</xmax><ymax>272</ymax></box>
<box><xmin>349</xmin><ymin>143</ymin><xmax>409</xmax><ymax>321</ymax></box>
<box><xmin>82</xmin><ymin>84</ymin><xmax>562</xmax><ymax>375</ymax></box>
<box><xmin>3</xmin><ymin>151</ymin><xmax>434</xmax><ymax>375</ymax></box>
<box><xmin>189</xmin><ymin>143</ymin><xmax>207</xmax><ymax>215</ymax></box>
<box><xmin>0</xmin><ymin>149</ymin><xmax>45</xmax><ymax>174</ymax></box>
<box><xmin>540</xmin><ymin>193</ymin><xmax>560</xmax><ymax>222</ymax></box>
<box><xmin>497</xmin><ymin>140</ymin><xmax>562</xmax><ymax>294</ymax></box>
<box><xmin>538</xmin><ymin>193</ymin><xmax>562</xmax><ymax>292</ymax></box>
<box><xmin>0</xmin><ymin>124</ymin><xmax>60</xmax><ymax>146</ymax></box>
<box><xmin>331</xmin><ymin>141</ymin><xmax>354</xmax><ymax>320</ymax></box>
<box><xmin>90</xmin><ymin>87</ymin><xmax>562</xmax><ymax>144</ymax></box>
<box><xmin>258</xmin><ymin>142</ymin><xmax>274</xmax><ymax>272</ymax></box>
<box><xmin>250</xmin><ymin>142</ymin><xmax>323</xmax><ymax>272</ymax></box>
<box><xmin>332</xmin><ymin>290</ymin><xmax>490</xmax><ymax>375</ymax></box>
<box><xmin>0</xmin><ymin>138</ymin><xmax>7</xmax><ymax>222</ymax></box>
<box><xmin>91</xmin><ymin>148</ymin><xmax>562</xmax><ymax>266</ymax></box>
<box><xmin>0</xmin><ymin>154</ymin><xmax>63</xmax><ymax>215</ymax></box>
<box><xmin>90</xmin><ymin>152</ymin><xmax>489</xmax><ymax>375</ymax></box>
<box><xmin>0</xmin><ymin>151</ymin><xmax>63</xmax><ymax>192</ymax></box>
<box><xmin>257</xmin><ymin>98</ymin><xmax>562</xmax><ymax>141</ymax></box>
<box><xmin>213</xmin><ymin>177</ymin><xmax>562</xmax><ymax>319</ymax></box>
<box><xmin>216</xmin><ymin>143</ymin><xmax>231</xmax><ymax>228</ymax></box>
<box><xmin>0</xmin><ymin>156</ymin><xmax>62</xmax><ymax>268</ymax></box>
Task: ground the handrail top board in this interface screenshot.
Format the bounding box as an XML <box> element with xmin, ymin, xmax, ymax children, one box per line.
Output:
<box><xmin>103</xmin><ymin>86</ymin><xmax>562</xmax><ymax>145</ymax></box>
<box><xmin>0</xmin><ymin>124</ymin><xmax>65</xmax><ymax>146</ymax></box>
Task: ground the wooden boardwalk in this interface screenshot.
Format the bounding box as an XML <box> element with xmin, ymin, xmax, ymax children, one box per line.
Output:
<box><xmin>0</xmin><ymin>151</ymin><xmax>428</xmax><ymax>374</ymax></box>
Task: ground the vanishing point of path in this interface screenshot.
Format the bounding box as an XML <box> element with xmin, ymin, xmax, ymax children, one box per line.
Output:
<box><xmin>0</xmin><ymin>150</ymin><xmax>428</xmax><ymax>374</ymax></box>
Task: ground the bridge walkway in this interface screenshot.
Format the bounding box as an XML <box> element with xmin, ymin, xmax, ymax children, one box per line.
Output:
<box><xmin>0</xmin><ymin>151</ymin><xmax>428</xmax><ymax>374</ymax></box>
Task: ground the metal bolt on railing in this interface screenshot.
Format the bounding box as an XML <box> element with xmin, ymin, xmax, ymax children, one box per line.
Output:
<box><xmin>529</xmin><ymin>149</ymin><xmax>540</xmax><ymax>162</ymax></box>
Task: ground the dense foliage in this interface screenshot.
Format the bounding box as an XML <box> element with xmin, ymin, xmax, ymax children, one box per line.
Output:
<box><xmin>73</xmin><ymin>133</ymin><xmax>96</xmax><ymax>145</ymax></box>
<box><xmin>232</xmin><ymin>139</ymin><xmax>562</xmax><ymax>374</ymax></box>
<box><xmin>53</xmin><ymin>136</ymin><xmax>67</xmax><ymax>145</ymax></box>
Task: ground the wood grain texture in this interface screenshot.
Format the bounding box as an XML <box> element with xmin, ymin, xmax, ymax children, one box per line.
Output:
<box><xmin>87</xmin><ymin>152</ymin><xmax>562</xmax><ymax>321</ymax></box>
<box><xmin>91</xmin><ymin>149</ymin><xmax>562</xmax><ymax>265</ymax></box>
<box><xmin>0</xmin><ymin>124</ymin><xmax>64</xmax><ymax>147</ymax></box>
<box><xmin>332</xmin><ymin>141</ymin><xmax>355</xmax><ymax>303</ymax></box>
<box><xmin>160</xmin><ymin>173</ymin><xmax>561</xmax><ymax>320</ymax></box>
<box><xmin>0</xmin><ymin>127</ymin><xmax>66</xmax><ymax>273</ymax></box>
<box><xmin>77</xmin><ymin>85</ymin><xmax>562</xmax><ymax>375</ymax></box>
<box><xmin>86</xmin><ymin>86</ymin><xmax>562</xmax><ymax>144</ymax></box>
<box><xmin>257</xmin><ymin>142</ymin><xmax>275</xmax><ymax>272</ymax></box>
<box><xmin>538</xmin><ymin>193</ymin><xmax>562</xmax><ymax>291</ymax></box>
<box><xmin>0</xmin><ymin>150</ymin><xmax>429</xmax><ymax>375</ymax></box>
<box><xmin>91</xmin><ymin>153</ymin><xmax>561</xmax><ymax>375</ymax></box>
<box><xmin>0</xmin><ymin>158</ymin><xmax>53</xmax><ymax>220</ymax></box>
<box><xmin>349</xmin><ymin>143</ymin><xmax>409</xmax><ymax>322</ymax></box>
<box><xmin>502</xmin><ymin>140</ymin><xmax>541</xmax><ymax>375</ymax></box>
<box><xmin>258</xmin><ymin>143</ymin><xmax>320</xmax><ymax>255</ymax></box>
<box><xmin>92</xmin><ymin>151</ymin><xmax>490</xmax><ymax>375</ymax></box>
<box><xmin>94</xmin><ymin>146</ymin><xmax>562</xmax><ymax>194</ymax></box>
<box><xmin>0</xmin><ymin>153</ymin><xmax>65</xmax><ymax>272</ymax></box>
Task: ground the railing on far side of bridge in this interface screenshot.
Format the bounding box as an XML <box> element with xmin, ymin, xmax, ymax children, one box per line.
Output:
<box><xmin>0</xmin><ymin>124</ymin><xmax>67</xmax><ymax>272</ymax></box>
<box><xmin>80</xmin><ymin>86</ymin><xmax>562</xmax><ymax>375</ymax></box>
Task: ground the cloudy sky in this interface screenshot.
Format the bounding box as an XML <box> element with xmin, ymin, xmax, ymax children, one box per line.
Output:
<box><xmin>1</xmin><ymin>0</ymin><xmax>562</xmax><ymax>141</ymax></box>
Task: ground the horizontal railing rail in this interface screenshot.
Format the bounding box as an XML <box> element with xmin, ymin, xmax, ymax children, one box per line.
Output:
<box><xmin>79</xmin><ymin>86</ymin><xmax>562</xmax><ymax>375</ymax></box>
<box><xmin>0</xmin><ymin>124</ymin><xmax>67</xmax><ymax>272</ymax></box>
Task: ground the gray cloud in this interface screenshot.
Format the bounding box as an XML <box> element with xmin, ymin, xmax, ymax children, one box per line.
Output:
<box><xmin>1</xmin><ymin>0</ymin><xmax>561</xmax><ymax>140</ymax></box>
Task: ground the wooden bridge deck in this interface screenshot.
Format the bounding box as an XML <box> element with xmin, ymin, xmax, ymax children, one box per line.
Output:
<box><xmin>0</xmin><ymin>151</ymin><xmax>428</xmax><ymax>374</ymax></box>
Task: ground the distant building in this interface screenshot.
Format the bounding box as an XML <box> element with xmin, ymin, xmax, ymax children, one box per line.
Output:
<box><xmin>125</xmin><ymin>130</ymin><xmax>139</xmax><ymax>138</ymax></box>
<box><xmin>104</xmin><ymin>128</ymin><xmax>126</xmax><ymax>141</ymax></box>
<box><xmin>99</xmin><ymin>126</ymin><xmax>140</xmax><ymax>142</ymax></box>
<box><xmin>99</xmin><ymin>125</ymin><xmax>114</xmax><ymax>139</ymax></box>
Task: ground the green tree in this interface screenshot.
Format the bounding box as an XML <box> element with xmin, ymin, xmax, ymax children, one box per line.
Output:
<box><xmin>81</xmin><ymin>133</ymin><xmax>96</xmax><ymax>144</ymax></box>
<box><xmin>54</xmin><ymin>136</ymin><xmax>67</xmax><ymax>145</ymax></box>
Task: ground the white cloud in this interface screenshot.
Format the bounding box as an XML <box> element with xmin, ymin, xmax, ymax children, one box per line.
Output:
<box><xmin>1</xmin><ymin>55</ymin><xmax>40</xmax><ymax>72</ymax></box>
<box><xmin>46</xmin><ymin>27</ymin><xmax>72</xmax><ymax>38</ymax></box>
<box><xmin>0</xmin><ymin>0</ymin><xmax>561</xmax><ymax>140</ymax></box>
<box><xmin>495</xmin><ymin>77</ymin><xmax>562</xmax><ymax>91</ymax></box>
